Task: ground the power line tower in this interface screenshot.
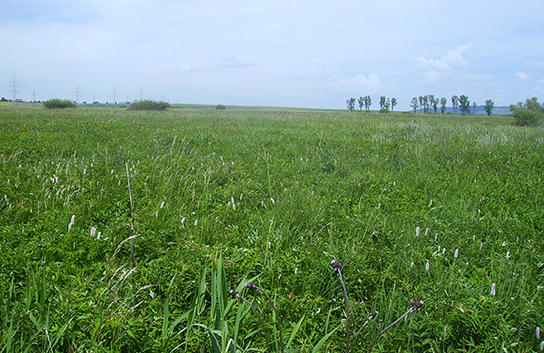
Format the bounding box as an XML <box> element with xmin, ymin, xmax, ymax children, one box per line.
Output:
<box><xmin>112</xmin><ymin>87</ymin><xmax>118</xmax><ymax>103</ymax></box>
<box><xmin>74</xmin><ymin>84</ymin><xmax>82</xmax><ymax>103</ymax></box>
<box><xmin>8</xmin><ymin>76</ymin><xmax>21</xmax><ymax>101</ymax></box>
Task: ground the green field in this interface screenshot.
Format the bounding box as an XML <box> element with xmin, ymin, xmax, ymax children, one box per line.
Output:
<box><xmin>1</xmin><ymin>108</ymin><xmax>543</xmax><ymax>352</ymax></box>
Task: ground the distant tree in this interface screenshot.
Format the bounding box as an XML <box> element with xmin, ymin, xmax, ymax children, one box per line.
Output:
<box><xmin>0</xmin><ymin>97</ymin><xmax>7</xmax><ymax>102</ymax></box>
<box><xmin>43</xmin><ymin>98</ymin><xmax>76</xmax><ymax>109</ymax></box>
<box><xmin>215</xmin><ymin>104</ymin><xmax>227</xmax><ymax>110</ymax></box>
<box><xmin>391</xmin><ymin>98</ymin><xmax>397</xmax><ymax>112</ymax></box>
<box><xmin>472</xmin><ymin>102</ymin><xmax>478</xmax><ymax>114</ymax></box>
<box><xmin>422</xmin><ymin>95</ymin><xmax>429</xmax><ymax>112</ymax></box>
<box><xmin>440</xmin><ymin>97</ymin><xmax>447</xmax><ymax>113</ymax></box>
<box><xmin>385</xmin><ymin>98</ymin><xmax>391</xmax><ymax>110</ymax></box>
<box><xmin>346</xmin><ymin>97</ymin><xmax>356</xmax><ymax>112</ymax></box>
<box><xmin>410</xmin><ymin>97</ymin><xmax>419</xmax><ymax>113</ymax></box>
<box><xmin>363</xmin><ymin>95</ymin><xmax>372</xmax><ymax>112</ymax></box>
<box><xmin>451</xmin><ymin>95</ymin><xmax>459</xmax><ymax>113</ymax></box>
<box><xmin>426</xmin><ymin>95</ymin><xmax>435</xmax><ymax>113</ymax></box>
<box><xmin>128</xmin><ymin>100</ymin><xmax>171</xmax><ymax>111</ymax></box>
<box><xmin>379</xmin><ymin>96</ymin><xmax>387</xmax><ymax>110</ymax></box>
<box><xmin>419</xmin><ymin>96</ymin><xmax>424</xmax><ymax>112</ymax></box>
<box><xmin>358</xmin><ymin>97</ymin><xmax>365</xmax><ymax>111</ymax></box>
<box><xmin>484</xmin><ymin>99</ymin><xmax>494</xmax><ymax>116</ymax></box>
<box><xmin>430</xmin><ymin>95</ymin><xmax>438</xmax><ymax>113</ymax></box>
<box><xmin>510</xmin><ymin>97</ymin><xmax>544</xmax><ymax>126</ymax></box>
<box><xmin>459</xmin><ymin>95</ymin><xmax>470</xmax><ymax>114</ymax></box>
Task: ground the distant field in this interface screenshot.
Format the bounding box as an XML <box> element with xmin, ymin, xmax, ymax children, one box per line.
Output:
<box><xmin>0</xmin><ymin>108</ymin><xmax>542</xmax><ymax>352</ymax></box>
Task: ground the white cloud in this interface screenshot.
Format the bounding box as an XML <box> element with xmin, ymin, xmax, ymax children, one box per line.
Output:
<box><xmin>539</xmin><ymin>78</ymin><xmax>544</xmax><ymax>84</ymax></box>
<box><xmin>169</xmin><ymin>57</ymin><xmax>256</xmax><ymax>73</ymax></box>
<box><xmin>330</xmin><ymin>73</ymin><xmax>381</xmax><ymax>94</ymax></box>
<box><xmin>515</xmin><ymin>72</ymin><xmax>531</xmax><ymax>81</ymax></box>
<box><xmin>299</xmin><ymin>59</ymin><xmax>325</xmax><ymax>79</ymax></box>
<box><xmin>416</xmin><ymin>45</ymin><xmax>471</xmax><ymax>83</ymax></box>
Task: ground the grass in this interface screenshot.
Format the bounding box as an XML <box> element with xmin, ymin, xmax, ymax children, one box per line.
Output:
<box><xmin>0</xmin><ymin>108</ymin><xmax>543</xmax><ymax>352</ymax></box>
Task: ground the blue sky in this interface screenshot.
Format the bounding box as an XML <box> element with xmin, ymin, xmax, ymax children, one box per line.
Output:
<box><xmin>1</xmin><ymin>0</ymin><xmax>543</xmax><ymax>110</ymax></box>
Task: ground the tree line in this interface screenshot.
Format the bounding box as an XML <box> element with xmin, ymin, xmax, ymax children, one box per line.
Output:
<box><xmin>347</xmin><ymin>95</ymin><xmax>495</xmax><ymax>116</ymax></box>
<box><xmin>346</xmin><ymin>96</ymin><xmax>398</xmax><ymax>112</ymax></box>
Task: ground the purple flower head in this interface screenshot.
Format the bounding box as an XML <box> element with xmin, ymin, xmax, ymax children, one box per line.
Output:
<box><xmin>228</xmin><ymin>289</ymin><xmax>239</xmax><ymax>298</ymax></box>
<box><xmin>330</xmin><ymin>260</ymin><xmax>343</xmax><ymax>272</ymax></box>
<box><xmin>411</xmin><ymin>300</ymin><xmax>424</xmax><ymax>311</ymax></box>
<box><xmin>370</xmin><ymin>311</ymin><xmax>378</xmax><ymax>318</ymax></box>
<box><xmin>245</xmin><ymin>283</ymin><xmax>257</xmax><ymax>290</ymax></box>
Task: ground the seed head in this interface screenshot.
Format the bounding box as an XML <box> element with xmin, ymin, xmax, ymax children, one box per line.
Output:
<box><xmin>331</xmin><ymin>260</ymin><xmax>343</xmax><ymax>272</ymax></box>
<box><xmin>410</xmin><ymin>300</ymin><xmax>424</xmax><ymax>311</ymax></box>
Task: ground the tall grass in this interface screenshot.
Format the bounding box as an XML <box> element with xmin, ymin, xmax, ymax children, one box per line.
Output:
<box><xmin>0</xmin><ymin>108</ymin><xmax>543</xmax><ymax>351</ymax></box>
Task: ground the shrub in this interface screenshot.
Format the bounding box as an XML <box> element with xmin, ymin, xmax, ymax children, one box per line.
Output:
<box><xmin>378</xmin><ymin>108</ymin><xmax>390</xmax><ymax>113</ymax></box>
<box><xmin>215</xmin><ymin>104</ymin><xmax>227</xmax><ymax>110</ymax></box>
<box><xmin>128</xmin><ymin>100</ymin><xmax>171</xmax><ymax>111</ymax></box>
<box><xmin>511</xmin><ymin>108</ymin><xmax>543</xmax><ymax>126</ymax></box>
<box><xmin>43</xmin><ymin>99</ymin><xmax>76</xmax><ymax>109</ymax></box>
<box><xmin>510</xmin><ymin>97</ymin><xmax>544</xmax><ymax>126</ymax></box>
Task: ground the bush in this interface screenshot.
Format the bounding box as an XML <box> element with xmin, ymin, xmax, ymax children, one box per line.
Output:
<box><xmin>128</xmin><ymin>100</ymin><xmax>171</xmax><ymax>111</ymax></box>
<box><xmin>511</xmin><ymin>108</ymin><xmax>543</xmax><ymax>126</ymax></box>
<box><xmin>510</xmin><ymin>97</ymin><xmax>544</xmax><ymax>126</ymax></box>
<box><xmin>378</xmin><ymin>108</ymin><xmax>390</xmax><ymax>113</ymax></box>
<box><xmin>215</xmin><ymin>104</ymin><xmax>227</xmax><ymax>110</ymax></box>
<box><xmin>43</xmin><ymin>99</ymin><xmax>76</xmax><ymax>109</ymax></box>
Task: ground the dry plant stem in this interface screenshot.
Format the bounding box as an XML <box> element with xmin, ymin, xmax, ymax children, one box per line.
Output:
<box><xmin>336</xmin><ymin>268</ymin><xmax>351</xmax><ymax>353</ymax></box>
<box><xmin>125</xmin><ymin>163</ymin><xmax>136</xmax><ymax>269</ymax></box>
<box><xmin>367</xmin><ymin>308</ymin><xmax>415</xmax><ymax>353</ymax></box>
<box><xmin>238</xmin><ymin>295</ymin><xmax>271</xmax><ymax>353</ymax></box>
<box><xmin>255</xmin><ymin>286</ymin><xmax>284</xmax><ymax>353</ymax></box>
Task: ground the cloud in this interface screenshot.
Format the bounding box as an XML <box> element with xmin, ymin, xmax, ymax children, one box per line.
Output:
<box><xmin>299</xmin><ymin>59</ymin><xmax>325</xmax><ymax>79</ymax></box>
<box><xmin>330</xmin><ymin>73</ymin><xmax>381</xmax><ymax>94</ymax></box>
<box><xmin>416</xmin><ymin>45</ymin><xmax>471</xmax><ymax>83</ymax></box>
<box><xmin>515</xmin><ymin>72</ymin><xmax>531</xmax><ymax>81</ymax></box>
<box><xmin>539</xmin><ymin>78</ymin><xmax>544</xmax><ymax>84</ymax></box>
<box><xmin>170</xmin><ymin>57</ymin><xmax>256</xmax><ymax>72</ymax></box>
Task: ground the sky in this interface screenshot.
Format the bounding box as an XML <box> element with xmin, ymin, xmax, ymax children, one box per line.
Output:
<box><xmin>1</xmin><ymin>0</ymin><xmax>544</xmax><ymax>110</ymax></box>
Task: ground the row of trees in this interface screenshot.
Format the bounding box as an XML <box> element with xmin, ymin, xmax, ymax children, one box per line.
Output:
<box><xmin>346</xmin><ymin>96</ymin><xmax>397</xmax><ymax>112</ymax></box>
<box><xmin>410</xmin><ymin>95</ymin><xmax>494</xmax><ymax>115</ymax></box>
<box><xmin>347</xmin><ymin>95</ymin><xmax>495</xmax><ymax>116</ymax></box>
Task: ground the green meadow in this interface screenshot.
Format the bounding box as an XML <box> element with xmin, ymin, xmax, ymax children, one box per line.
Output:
<box><xmin>0</xmin><ymin>108</ymin><xmax>543</xmax><ymax>352</ymax></box>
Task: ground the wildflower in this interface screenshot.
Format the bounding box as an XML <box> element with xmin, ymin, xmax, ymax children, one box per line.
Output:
<box><xmin>540</xmin><ymin>341</ymin><xmax>544</xmax><ymax>351</ymax></box>
<box><xmin>228</xmin><ymin>289</ymin><xmax>239</xmax><ymax>298</ymax></box>
<box><xmin>370</xmin><ymin>310</ymin><xmax>378</xmax><ymax>318</ymax></box>
<box><xmin>410</xmin><ymin>300</ymin><xmax>424</xmax><ymax>311</ymax></box>
<box><xmin>454</xmin><ymin>249</ymin><xmax>459</xmax><ymax>258</ymax></box>
<box><xmin>245</xmin><ymin>283</ymin><xmax>257</xmax><ymax>290</ymax></box>
<box><xmin>270</xmin><ymin>198</ymin><xmax>275</xmax><ymax>205</ymax></box>
<box><xmin>537</xmin><ymin>327</ymin><xmax>541</xmax><ymax>340</ymax></box>
<box><xmin>425</xmin><ymin>261</ymin><xmax>430</xmax><ymax>271</ymax></box>
<box><xmin>160</xmin><ymin>201</ymin><xmax>165</xmax><ymax>209</ymax></box>
<box><xmin>490</xmin><ymin>283</ymin><xmax>496</xmax><ymax>296</ymax></box>
<box><xmin>91</xmin><ymin>227</ymin><xmax>97</xmax><ymax>237</ymax></box>
<box><xmin>331</xmin><ymin>260</ymin><xmax>343</xmax><ymax>272</ymax></box>
<box><xmin>194</xmin><ymin>219</ymin><xmax>198</xmax><ymax>226</ymax></box>
<box><xmin>416</xmin><ymin>227</ymin><xmax>420</xmax><ymax>237</ymax></box>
